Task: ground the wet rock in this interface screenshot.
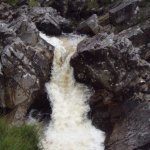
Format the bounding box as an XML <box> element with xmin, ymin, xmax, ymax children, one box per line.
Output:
<box><xmin>29</xmin><ymin>7</ymin><xmax>72</xmax><ymax>35</ymax></box>
<box><xmin>77</xmin><ymin>14</ymin><xmax>100</xmax><ymax>35</ymax></box>
<box><xmin>0</xmin><ymin>18</ymin><xmax>53</xmax><ymax>123</ymax></box>
<box><xmin>109</xmin><ymin>0</ymin><xmax>139</xmax><ymax>25</ymax></box>
<box><xmin>71</xmin><ymin>33</ymin><xmax>150</xmax><ymax>92</ymax></box>
<box><xmin>106</xmin><ymin>102</ymin><xmax>150</xmax><ymax>150</ymax></box>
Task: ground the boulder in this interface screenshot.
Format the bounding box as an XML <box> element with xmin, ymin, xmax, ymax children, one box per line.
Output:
<box><xmin>71</xmin><ymin>33</ymin><xmax>150</xmax><ymax>92</ymax></box>
<box><xmin>118</xmin><ymin>19</ymin><xmax>150</xmax><ymax>47</ymax></box>
<box><xmin>114</xmin><ymin>0</ymin><xmax>150</xmax><ymax>31</ymax></box>
<box><xmin>40</xmin><ymin>0</ymin><xmax>68</xmax><ymax>16</ymax></box>
<box><xmin>29</xmin><ymin>7</ymin><xmax>72</xmax><ymax>35</ymax></box>
<box><xmin>9</xmin><ymin>15</ymin><xmax>39</xmax><ymax>46</ymax></box>
<box><xmin>77</xmin><ymin>14</ymin><xmax>100</xmax><ymax>35</ymax></box>
<box><xmin>109</xmin><ymin>0</ymin><xmax>139</xmax><ymax>25</ymax></box>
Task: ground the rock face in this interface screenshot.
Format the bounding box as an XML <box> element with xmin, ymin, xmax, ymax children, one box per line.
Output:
<box><xmin>106</xmin><ymin>102</ymin><xmax>150</xmax><ymax>150</ymax></box>
<box><xmin>0</xmin><ymin>5</ymin><xmax>54</xmax><ymax>123</ymax></box>
<box><xmin>77</xmin><ymin>14</ymin><xmax>100</xmax><ymax>35</ymax></box>
<box><xmin>71</xmin><ymin>32</ymin><xmax>150</xmax><ymax>149</ymax></box>
<box><xmin>0</xmin><ymin>0</ymin><xmax>150</xmax><ymax>149</ymax></box>
<box><xmin>71</xmin><ymin>33</ymin><xmax>150</xmax><ymax>92</ymax></box>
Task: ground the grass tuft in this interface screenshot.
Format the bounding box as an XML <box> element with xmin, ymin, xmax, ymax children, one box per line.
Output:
<box><xmin>0</xmin><ymin>119</ymin><xmax>41</xmax><ymax>150</ymax></box>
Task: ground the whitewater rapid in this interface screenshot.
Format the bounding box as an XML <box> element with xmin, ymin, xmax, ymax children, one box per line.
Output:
<box><xmin>40</xmin><ymin>33</ymin><xmax>105</xmax><ymax>150</ymax></box>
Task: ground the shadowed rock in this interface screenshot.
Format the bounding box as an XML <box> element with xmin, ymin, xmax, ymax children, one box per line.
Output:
<box><xmin>106</xmin><ymin>102</ymin><xmax>150</xmax><ymax>150</ymax></box>
<box><xmin>29</xmin><ymin>7</ymin><xmax>72</xmax><ymax>35</ymax></box>
<box><xmin>109</xmin><ymin>0</ymin><xmax>139</xmax><ymax>25</ymax></box>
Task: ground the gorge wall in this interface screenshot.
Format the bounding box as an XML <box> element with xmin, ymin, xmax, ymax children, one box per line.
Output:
<box><xmin>0</xmin><ymin>0</ymin><xmax>150</xmax><ymax>150</ymax></box>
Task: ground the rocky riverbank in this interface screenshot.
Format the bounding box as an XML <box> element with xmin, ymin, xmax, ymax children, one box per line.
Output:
<box><xmin>0</xmin><ymin>0</ymin><xmax>150</xmax><ymax>149</ymax></box>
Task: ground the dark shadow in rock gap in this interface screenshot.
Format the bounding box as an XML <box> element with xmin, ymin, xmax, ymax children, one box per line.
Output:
<box><xmin>26</xmin><ymin>90</ymin><xmax>52</xmax><ymax>124</ymax></box>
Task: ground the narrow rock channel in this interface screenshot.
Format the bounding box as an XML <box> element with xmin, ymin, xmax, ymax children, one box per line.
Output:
<box><xmin>39</xmin><ymin>33</ymin><xmax>105</xmax><ymax>150</ymax></box>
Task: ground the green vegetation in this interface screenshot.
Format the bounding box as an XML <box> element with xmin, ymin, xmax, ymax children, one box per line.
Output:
<box><xmin>6</xmin><ymin>0</ymin><xmax>38</xmax><ymax>6</ymax></box>
<box><xmin>0</xmin><ymin>119</ymin><xmax>41</xmax><ymax>150</ymax></box>
<box><xmin>86</xmin><ymin>0</ymin><xmax>112</xmax><ymax>10</ymax></box>
<box><xmin>87</xmin><ymin>0</ymin><xmax>99</xmax><ymax>9</ymax></box>
<box><xmin>28</xmin><ymin>0</ymin><xmax>38</xmax><ymax>7</ymax></box>
<box><xmin>103</xmin><ymin>0</ymin><xmax>112</xmax><ymax>6</ymax></box>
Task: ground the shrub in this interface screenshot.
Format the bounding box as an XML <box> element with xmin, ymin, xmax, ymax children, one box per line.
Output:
<box><xmin>0</xmin><ymin>119</ymin><xmax>41</xmax><ymax>150</ymax></box>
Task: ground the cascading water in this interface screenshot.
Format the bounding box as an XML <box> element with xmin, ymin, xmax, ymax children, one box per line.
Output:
<box><xmin>40</xmin><ymin>33</ymin><xmax>105</xmax><ymax>150</ymax></box>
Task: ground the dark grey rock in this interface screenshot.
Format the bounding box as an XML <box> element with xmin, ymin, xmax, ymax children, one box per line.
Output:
<box><xmin>71</xmin><ymin>33</ymin><xmax>150</xmax><ymax>92</ymax></box>
<box><xmin>0</xmin><ymin>37</ymin><xmax>53</xmax><ymax>123</ymax></box>
<box><xmin>0</xmin><ymin>22</ymin><xmax>16</xmax><ymax>46</ymax></box>
<box><xmin>109</xmin><ymin>0</ymin><xmax>139</xmax><ymax>25</ymax></box>
<box><xmin>0</xmin><ymin>2</ymin><xmax>13</xmax><ymax>21</ymax></box>
<box><xmin>106</xmin><ymin>102</ymin><xmax>150</xmax><ymax>150</ymax></box>
<box><xmin>29</xmin><ymin>7</ymin><xmax>72</xmax><ymax>35</ymax></box>
<box><xmin>0</xmin><ymin>13</ymin><xmax>54</xmax><ymax>123</ymax></box>
<box><xmin>8</xmin><ymin>15</ymin><xmax>39</xmax><ymax>46</ymax></box>
<box><xmin>77</xmin><ymin>14</ymin><xmax>100</xmax><ymax>35</ymax></box>
<box><xmin>119</xmin><ymin>19</ymin><xmax>150</xmax><ymax>47</ymax></box>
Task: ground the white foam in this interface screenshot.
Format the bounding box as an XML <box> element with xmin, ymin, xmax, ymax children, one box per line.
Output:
<box><xmin>40</xmin><ymin>33</ymin><xmax>105</xmax><ymax>150</ymax></box>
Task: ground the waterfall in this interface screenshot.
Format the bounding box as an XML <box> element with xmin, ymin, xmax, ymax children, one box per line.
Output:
<box><xmin>40</xmin><ymin>33</ymin><xmax>105</xmax><ymax>150</ymax></box>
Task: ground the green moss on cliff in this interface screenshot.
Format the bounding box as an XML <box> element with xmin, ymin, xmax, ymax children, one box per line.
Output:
<box><xmin>0</xmin><ymin>119</ymin><xmax>41</xmax><ymax>150</ymax></box>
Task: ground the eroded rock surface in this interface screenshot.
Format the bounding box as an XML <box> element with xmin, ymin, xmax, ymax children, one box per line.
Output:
<box><xmin>71</xmin><ymin>33</ymin><xmax>150</xmax><ymax>149</ymax></box>
<box><xmin>0</xmin><ymin>4</ymin><xmax>54</xmax><ymax>123</ymax></box>
<box><xmin>71</xmin><ymin>33</ymin><xmax>150</xmax><ymax>92</ymax></box>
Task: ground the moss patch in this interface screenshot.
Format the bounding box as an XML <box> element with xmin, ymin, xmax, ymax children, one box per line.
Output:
<box><xmin>28</xmin><ymin>0</ymin><xmax>38</xmax><ymax>7</ymax></box>
<box><xmin>0</xmin><ymin>119</ymin><xmax>41</xmax><ymax>150</ymax></box>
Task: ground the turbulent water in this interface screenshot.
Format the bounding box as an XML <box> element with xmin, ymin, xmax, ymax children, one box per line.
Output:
<box><xmin>40</xmin><ymin>33</ymin><xmax>105</xmax><ymax>150</ymax></box>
